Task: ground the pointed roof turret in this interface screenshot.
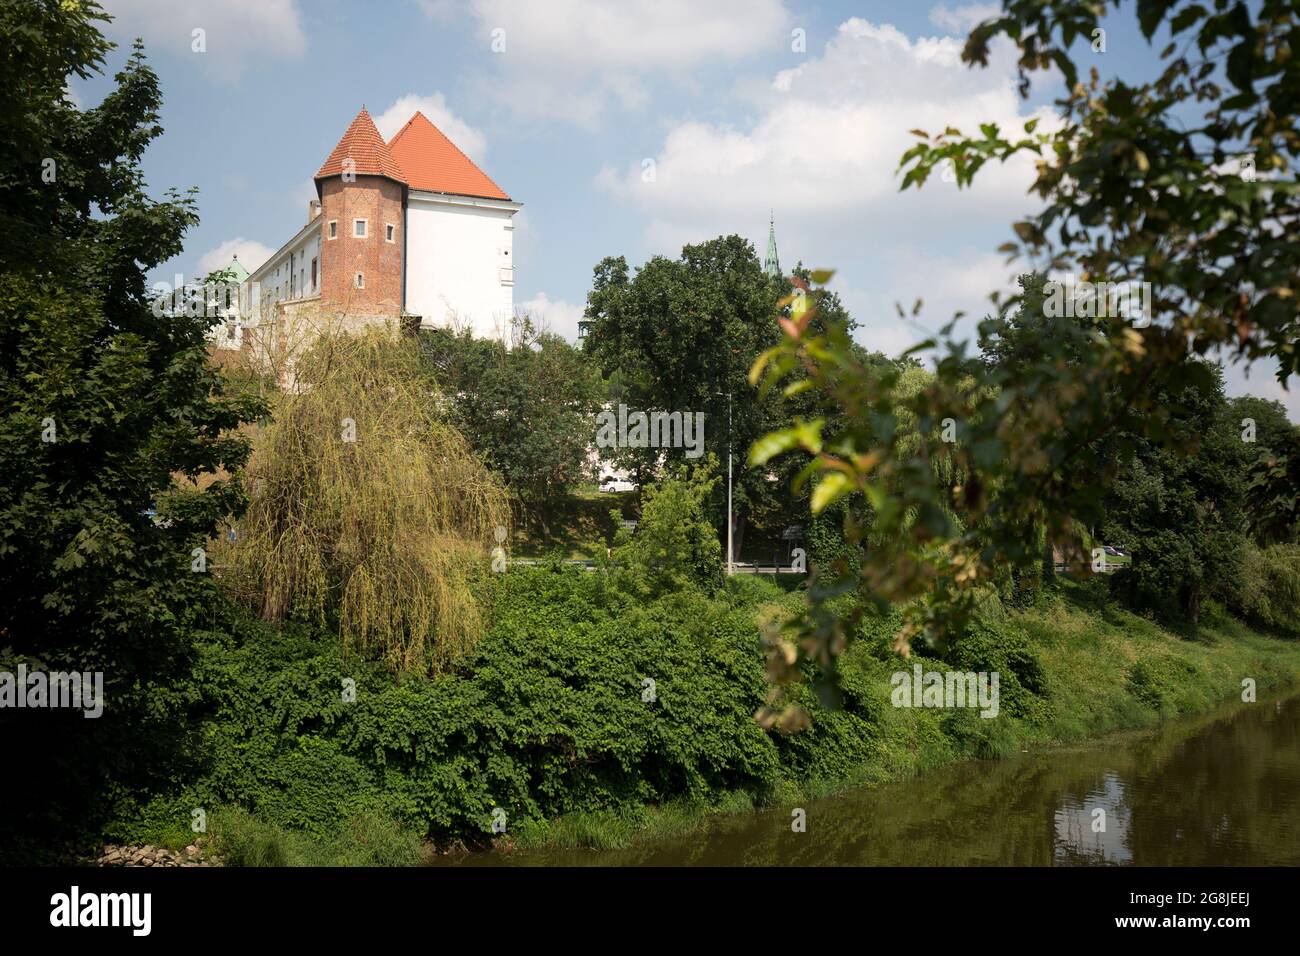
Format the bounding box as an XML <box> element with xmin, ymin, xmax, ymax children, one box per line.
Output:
<box><xmin>763</xmin><ymin>212</ymin><xmax>781</xmax><ymax>278</ymax></box>
<box><xmin>387</xmin><ymin>111</ymin><xmax>509</xmax><ymax>200</ymax></box>
<box><xmin>314</xmin><ymin>107</ymin><xmax>408</xmax><ymax>185</ymax></box>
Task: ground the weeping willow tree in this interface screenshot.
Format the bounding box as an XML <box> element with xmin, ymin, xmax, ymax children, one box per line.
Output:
<box><xmin>218</xmin><ymin>326</ymin><xmax>509</xmax><ymax>673</ymax></box>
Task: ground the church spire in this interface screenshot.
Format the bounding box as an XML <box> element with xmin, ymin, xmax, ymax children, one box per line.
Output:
<box><xmin>763</xmin><ymin>212</ymin><xmax>781</xmax><ymax>278</ymax></box>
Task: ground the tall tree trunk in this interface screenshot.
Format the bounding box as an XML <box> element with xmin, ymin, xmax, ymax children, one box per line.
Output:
<box><xmin>1185</xmin><ymin>583</ymin><xmax>1201</xmax><ymax>626</ymax></box>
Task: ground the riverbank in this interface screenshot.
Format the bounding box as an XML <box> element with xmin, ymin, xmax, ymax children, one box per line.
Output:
<box><xmin>495</xmin><ymin>585</ymin><xmax>1300</xmax><ymax>856</ymax></box>
<box><xmin>459</xmin><ymin>689</ymin><xmax>1300</xmax><ymax>866</ymax></box>
<box><xmin>101</xmin><ymin>571</ymin><xmax>1300</xmax><ymax>866</ymax></box>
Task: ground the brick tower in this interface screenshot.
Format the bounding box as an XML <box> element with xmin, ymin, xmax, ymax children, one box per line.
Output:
<box><xmin>314</xmin><ymin>107</ymin><xmax>408</xmax><ymax>322</ymax></box>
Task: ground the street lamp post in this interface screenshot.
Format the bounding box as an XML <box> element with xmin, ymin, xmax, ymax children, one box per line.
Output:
<box><xmin>716</xmin><ymin>389</ymin><xmax>733</xmax><ymax>576</ymax></box>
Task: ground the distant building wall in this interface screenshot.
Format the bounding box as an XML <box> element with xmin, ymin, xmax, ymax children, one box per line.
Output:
<box><xmin>404</xmin><ymin>191</ymin><xmax>517</xmax><ymax>338</ymax></box>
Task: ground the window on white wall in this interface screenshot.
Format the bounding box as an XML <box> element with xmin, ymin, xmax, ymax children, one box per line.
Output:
<box><xmin>353</xmin><ymin>219</ymin><xmax>367</xmax><ymax>238</ymax></box>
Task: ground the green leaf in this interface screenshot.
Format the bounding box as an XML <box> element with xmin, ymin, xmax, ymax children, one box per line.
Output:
<box><xmin>748</xmin><ymin>427</ymin><xmax>802</xmax><ymax>467</ymax></box>
<box><xmin>810</xmin><ymin>472</ymin><xmax>854</xmax><ymax>514</ymax></box>
<box><xmin>1136</xmin><ymin>0</ymin><xmax>1174</xmax><ymax>39</ymax></box>
<box><xmin>748</xmin><ymin>346</ymin><xmax>780</xmax><ymax>387</ymax></box>
<box><xmin>1170</xmin><ymin>4</ymin><xmax>1206</xmax><ymax>35</ymax></box>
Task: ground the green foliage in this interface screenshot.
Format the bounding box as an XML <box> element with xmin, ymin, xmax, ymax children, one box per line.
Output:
<box><xmin>583</xmin><ymin>236</ymin><xmax>781</xmax><ymax>479</ymax></box>
<box><xmin>1101</xmin><ymin>364</ymin><xmax>1248</xmax><ymax>624</ymax></box>
<box><xmin>0</xmin><ymin>3</ymin><xmax>264</xmax><ymax>859</ymax></box>
<box><xmin>419</xmin><ymin>317</ymin><xmax>603</xmax><ymax>538</ymax></box>
<box><xmin>133</xmin><ymin>570</ymin><xmax>781</xmax><ymax>846</ymax></box>
<box><xmin>209</xmin><ymin>806</ymin><xmax>421</xmax><ymax>867</ymax></box>
<box><xmin>1223</xmin><ymin>543</ymin><xmax>1300</xmax><ymax>635</ymax></box>
<box><xmin>109</xmin><ymin>566</ymin><xmax>1300</xmax><ymax>858</ymax></box>
<box><xmin>1126</xmin><ymin>657</ymin><xmax>1200</xmax><ymax>714</ymax></box>
<box><xmin>213</xmin><ymin>808</ymin><xmax>290</xmax><ymax>867</ymax></box>
<box><xmin>942</xmin><ymin>604</ymin><xmax>1051</xmax><ymax>723</ymax></box>
<box><xmin>1235</xmin><ymin>396</ymin><xmax>1300</xmax><ymax>544</ymax></box>
<box><xmin>905</xmin><ymin>0</ymin><xmax>1300</xmax><ymax>378</ymax></box>
<box><xmin>752</xmin><ymin>0</ymin><xmax>1300</xmax><ymax>721</ymax></box>
<box><xmin>583</xmin><ymin>236</ymin><xmax>796</xmax><ymax>550</ymax></box>
<box><xmin>219</xmin><ymin>329</ymin><xmax>509</xmax><ymax>675</ymax></box>
<box><xmin>606</xmin><ymin>458</ymin><xmax>723</xmax><ymax>598</ymax></box>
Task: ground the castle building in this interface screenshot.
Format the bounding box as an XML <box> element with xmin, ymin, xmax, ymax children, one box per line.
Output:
<box><xmin>240</xmin><ymin>107</ymin><xmax>519</xmax><ymax>341</ymax></box>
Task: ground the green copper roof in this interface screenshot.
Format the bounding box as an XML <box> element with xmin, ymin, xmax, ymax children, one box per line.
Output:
<box><xmin>763</xmin><ymin>214</ymin><xmax>780</xmax><ymax>278</ymax></box>
<box><xmin>225</xmin><ymin>256</ymin><xmax>250</xmax><ymax>282</ymax></box>
<box><xmin>206</xmin><ymin>256</ymin><xmax>250</xmax><ymax>284</ymax></box>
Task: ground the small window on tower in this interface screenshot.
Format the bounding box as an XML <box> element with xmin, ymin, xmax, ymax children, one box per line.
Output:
<box><xmin>328</xmin><ymin>220</ymin><xmax>337</xmax><ymax>240</ymax></box>
<box><xmin>353</xmin><ymin>219</ymin><xmax>367</xmax><ymax>238</ymax></box>
<box><xmin>385</xmin><ymin>223</ymin><xmax>395</xmax><ymax>243</ymax></box>
<box><xmin>355</xmin><ymin>272</ymin><xmax>365</xmax><ymax>289</ymax></box>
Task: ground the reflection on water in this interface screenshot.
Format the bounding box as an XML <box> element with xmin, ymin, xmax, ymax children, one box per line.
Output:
<box><xmin>1053</xmin><ymin>771</ymin><xmax>1133</xmax><ymax>865</ymax></box>
<box><xmin>436</xmin><ymin>691</ymin><xmax>1300</xmax><ymax>867</ymax></box>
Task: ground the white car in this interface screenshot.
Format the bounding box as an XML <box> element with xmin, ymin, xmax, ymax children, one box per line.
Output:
<box><xmin>599</xmin><ymin>476</ymin><xmax>637</xmax><ymax>493</ymax></box>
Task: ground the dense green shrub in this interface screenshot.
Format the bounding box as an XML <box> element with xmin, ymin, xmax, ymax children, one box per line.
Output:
<box><xmin>942</xmin><ymin>604</ymin><xmax>1051</xmax><ymax>724</ymax></box>
<box><xmin>804</xmin><ymin>502</ymin><xmax>862</xmax><ymax>574</ymax></box>
<box><xmin>136</xmin><ymin>568</ymin><xmax>783</xmax><ymax>844</ymax></box>
<box><xmin>1222</xmin><ymin>543</ymin><xmax>1300</xmax><ymax>635</ymax></box>
<box><xmin>606</xmin><ymin>460</ymin><xmax>723</xmax><ymax>598</ymax></box>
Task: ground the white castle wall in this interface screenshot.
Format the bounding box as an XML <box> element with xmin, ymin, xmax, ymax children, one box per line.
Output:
<box><xmin>404</xmin><ymin>191</ymin><xmax>519</xmax><ymax>339</ymax></box>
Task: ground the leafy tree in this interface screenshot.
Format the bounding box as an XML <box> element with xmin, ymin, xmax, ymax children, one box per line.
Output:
<box><xmin>222</xmin><ymin>328</ymin><xmax>510</xmax><ymax>675</ymax></box>
<box><xmin>1101</xmin><ymin>365</ymin><xmax>1248</xmax><ymax>624</ymax></box>
<box><xmin>1246</xmin><ymin>424</ymin><xmax>1300</xmax><ymax>544</ymax></box>
<box><xmin>582</xmin><ymin>236</ymin><xmax>783</xmax><ymax>553</ymax></box>
<box><xmin>903</xmin><ymin>0</ymin><xmax>1300</xmax><ymax>380</ymax></box>
<box><xmin>751</xmin><ymin>0</ymin><xmax>1300</xmax><ymax>726</ymax></box>
<box><xmin>1230</xmin><ymin>395</ymin><xmax>1300</xmax><ymax>543</ymax></box>
<box><xmin>0</xmin><ymin>1</ymin><xmax>264</xmax><ymax>857</ymax></box>
<box><xmin>607</xmin><ymin>459</ymin><xmax>723</xmax><ymax>599</ymax></box>
<box><xmin>1225</xmin><ymin>542</ymin><xmax>1300</xmax><ymax>634</ymax></box>
<box><xmin>420</xmin><ymin>317</ymin><xmax>602</xmax><ymax>539</ymax></box>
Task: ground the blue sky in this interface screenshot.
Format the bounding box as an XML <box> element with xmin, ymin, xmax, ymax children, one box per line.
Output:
<box><xmin>79</xmin><ymin>0</ymin><xmax>1295</xmax><ymax>419</ymax></box>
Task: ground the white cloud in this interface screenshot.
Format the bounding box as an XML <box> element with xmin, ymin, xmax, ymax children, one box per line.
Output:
<box><xmin>928</xmin><ymin>3</ymin><xmax>1002</xmax><ymax>34</ymax></box>
<box><xmin>99</xmin><ymin>0</ymin><xmax>306</xmax><ymax>81</ymax></box>
<box><xmin>1223</xmin><ymin>356</ymin><xmax>1299</xmax><ymax>422</ymax></box>
<box><xmin>516</xmin><ymin>292</ymin><xmax>585</xmax><ymax>342</ymax></box>
<box><xmin>602</xmin><ymin>20</ymin><xmax>1045</xmax><ymax>220</ymax></box>
<box><xmin>374</xmin><ymin>93</ymin><xmax>487</xmax><ymax>162</ymax></box>
<box><xmin>597</xmin><ymin>17</ymin><xmax>1049</xmax><ymax>355</ymax></box>
<box><xmin>197</xmin><ymin>237</ymin><xmax>274</xmax><ymax>276</ymax></box>
<box><xmin>429</xmin><ymin>0</ymin><xmax>792</xmax><ymax>124</ymax></box>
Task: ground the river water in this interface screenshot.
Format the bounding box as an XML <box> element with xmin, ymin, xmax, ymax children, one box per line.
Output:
<box><xmin>442</xmin><ymin>691</ymin><xmax>1300</xmax><ymax>866</ymax></box>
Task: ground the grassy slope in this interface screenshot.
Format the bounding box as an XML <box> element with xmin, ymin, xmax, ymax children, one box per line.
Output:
<box><xmin>517</xmin><ymin>582</ymin><xmax>1300</xmax><ymax>851</ymax></box>
<box><xmin>514</xmin><ymin>489</ymin><xmax>636</xmax><ymax>560</ymax></box>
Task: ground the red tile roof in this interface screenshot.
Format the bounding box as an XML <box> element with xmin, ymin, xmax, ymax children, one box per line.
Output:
<box><xmin>314</xmin><ymin>107</ymin><xmax>408</xmax><ymax>185</ymax></box>
<box><xmin>387</xmin><ymin>111</ymin><xmax>510</xmax><ymax>200</ymax></box>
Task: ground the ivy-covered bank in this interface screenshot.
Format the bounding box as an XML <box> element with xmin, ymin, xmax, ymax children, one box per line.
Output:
<box><xmin>100</xmin><ymin>566</ymin><xmax>1300</xmax><ymax>865</ymax></box>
